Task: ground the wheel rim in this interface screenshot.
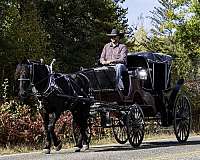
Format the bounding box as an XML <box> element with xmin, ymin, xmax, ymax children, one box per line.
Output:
<box><xmin>174</xmin><ymin>94</ymin><xmax>191</xmax><ymax>143</ymax></box>
<box><xmin>127</xmin><ymin>104</ymin><xmax>144</xmax><ymax>147</ymax></box>
<box><xmin>112</xmin><ymin>113</ymin><xmax>128</xmax><ymax>144</ymax></box>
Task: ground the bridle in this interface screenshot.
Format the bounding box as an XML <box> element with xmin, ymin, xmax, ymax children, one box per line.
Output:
<box><xmin>18</xmin><ymin>62</ymin><xmax>47</xmax><ymax>109</ymax></box>
<box><xmin>18</xmin><ymin>63</ymin><xmax>33</xmax><ymax>96</ymax></box>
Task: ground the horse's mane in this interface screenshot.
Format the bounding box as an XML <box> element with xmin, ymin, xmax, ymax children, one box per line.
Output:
<box><xmin>32</xmin><ymin>62</ymin><xmax>49</xmax><ymax>93</ymax></box>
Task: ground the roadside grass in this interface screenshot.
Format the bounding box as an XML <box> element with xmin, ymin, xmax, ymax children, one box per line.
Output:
<box><xmin>1</xmin><ymin>131</ymin><xmax>198</xmax><ymax>155</ymax></box>
<box><xmin>0</xmin><ymin>145</ymin><xmax>41</xmax><ymax>155</ymax></box>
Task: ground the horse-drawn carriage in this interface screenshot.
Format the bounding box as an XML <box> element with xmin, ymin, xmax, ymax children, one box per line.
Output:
<box><xmin>16</xmin><ymin>51</ymin><xmax>191</xmax><ymax>153</ymax></box>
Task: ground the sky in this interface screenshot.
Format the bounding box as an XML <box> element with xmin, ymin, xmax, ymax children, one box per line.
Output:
<box><xmin>122</xmin><ymin>0</ymin><xmax>160</xmax><ymax>30</ymax></box>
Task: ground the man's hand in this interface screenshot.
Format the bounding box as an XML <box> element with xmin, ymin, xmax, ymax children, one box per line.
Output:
<box><xmin>102</xmin><ymin>60</ymin><xmax>113</xmax><ymax>65</ymax></box>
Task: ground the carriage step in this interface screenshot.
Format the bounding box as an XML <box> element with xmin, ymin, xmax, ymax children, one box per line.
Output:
<box><xmin>93</xmin><ymin>89</ymin><xmax>116</xmax><ymax>92</ymax></box>
<box><xmin>160</xmin><ymin>126</ymin><xmax>173</xmax><ymax>130</ymax></box>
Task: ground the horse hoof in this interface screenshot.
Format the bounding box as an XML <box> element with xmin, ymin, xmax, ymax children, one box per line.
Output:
<box><xmin>43</xmin><ymin>148</ymin><xmax>50</xmax><ymax>154</ymax></box>
<box><xmin>74</xmin><ymin>147</ymin><xmax>81</xmax><ymax>152</ymax></box>
<box><xmin>81</xmin><ymin>145</ymin><xmax>89</xmax><ymax>151</ymax></box>
<box><xmin>55</xmin><ymin>141</ymin><xmax>62</xmax><ymax>151</ymax></box>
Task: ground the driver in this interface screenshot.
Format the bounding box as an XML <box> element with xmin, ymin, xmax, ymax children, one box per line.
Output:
<box><xmin>100</xmin><ymin>28</ymin><xmax>128</xmax><ymax>91</ymax></box>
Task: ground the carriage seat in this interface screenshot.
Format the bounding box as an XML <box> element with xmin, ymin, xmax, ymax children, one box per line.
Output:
<box><xmin>91</xmin><ymin>66</ymin><xmax>129</xmax><ymax>95</ymax></box>
<box><xmin>92</xmin><ymin>66</ymin><xmax>116</xmax><ymax>91</ymax></box>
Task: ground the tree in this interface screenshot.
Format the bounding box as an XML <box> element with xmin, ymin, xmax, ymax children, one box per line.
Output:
<box><xmin>127</xmin><ymin>25</ymin><xmax>149</xmax><ymax>52</ymax></box>
<box><xmin>36</xmin><ymin>0</ymin><xmax>128</xmax><ymax>72</ymax></box>
<box><xmin>174</xmin><ymin>0</ymin><xmax>200</xmax><ymax>59</ymax></box>
<box><xmin>146</xmin><ymin>0</ymin><xmax>200</xmax><ymax>79</ymax></box>
<box><xmin>127</xmin><ymin>1</ymin><xmax>178</xmax><ymax>54</ymax></box>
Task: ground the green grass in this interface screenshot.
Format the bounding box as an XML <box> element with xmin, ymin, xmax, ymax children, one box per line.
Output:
<box><xmin>0</xmin><ymin>145</ymin><xmax>40</xmax><ymax>155</ymax></box>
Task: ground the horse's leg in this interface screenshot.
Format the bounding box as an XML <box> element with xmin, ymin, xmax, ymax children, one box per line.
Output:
<box><xmin>72</xmin><ymin>103</ymin><xmax>90</xmax><ymax>152</ymax></box>
<box><xmin>72</xmin><ymin>111</ymin><xmax>83</xmax><ymax>152</ymax></box>
<box><xmin>48</xmin><ymin>112</ymin><xmax>62</xmax><ymax>151</ymax></box>
<box><xmin>79</xmin><ymin>104</ymin><xmax>90</xmax><ymax>151</ymax></box>
<box><xmin>40</xmin><ymin>110</ymin><xmax>52</xmax><ymax>154</ymax></box>
<box><xmin>79</xmin><ymin>119</ymin><xmax>89</xmax><ymax>151</ymax></box>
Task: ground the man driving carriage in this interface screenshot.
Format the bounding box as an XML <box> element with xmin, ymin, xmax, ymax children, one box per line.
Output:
<box><xmin>100</xmin><ymin>28</ymin><xmax>128</xmax><ymax>91</ymax></box>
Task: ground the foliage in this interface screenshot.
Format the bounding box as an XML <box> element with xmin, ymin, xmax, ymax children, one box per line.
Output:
<box><xmin>127</xmin><ymin>26</ymin><xmax>149</xmax><ymax>52</ymax></box>
<box><xmin>174</xmin><ymin>0</ymin><xmax>200</xmax><ymax>60</ymax></box>
<box><xmin>0</xmin><ymin>100</ymin><xmax>43</xmax><ymax>147</ymax></box>
<box><xmin>0</xmin><ymin>0</ymin><xmax>51</xmax><ymax>98</ymax></box>
<box><xmin>152</xmin><ymin>0</ymin><xmax>200</xmax><ymax>76</ymax></box>
<box><xmin>1</xmin><ymin>78</ymin><xmax>9</xmax><ymax>100</ymax></box>
<box><xmin>0</xmin><ymin>100</ymin><xmax>76</xmax><ymax>147</ymax></box>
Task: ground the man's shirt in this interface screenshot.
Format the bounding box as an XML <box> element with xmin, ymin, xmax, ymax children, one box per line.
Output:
<box><xmin>100</xmin><ymin>42</ymin><xmax>128</xmax><ymax>64</ymax></box>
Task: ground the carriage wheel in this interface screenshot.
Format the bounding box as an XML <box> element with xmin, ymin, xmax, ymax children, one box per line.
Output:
<box><xmin>112</xmin><ymin>112</ymin><xmax>128</xmax><ymax>144</ymax></box>
<box><xmin>127</xmin><ymin>104</ymin><xmax>145</xmax><ymax>148</ymax></box>
<box><xmin>174</xmin><ymin>94</ymin><xmax>191</xmax><ymax>143</ymax></box>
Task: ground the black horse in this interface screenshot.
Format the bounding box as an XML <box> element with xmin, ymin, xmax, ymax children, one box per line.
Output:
<box><xmin>15</xmin><ymin>59</ymin><xmax>91</xmax><ymax>154</ymax></box>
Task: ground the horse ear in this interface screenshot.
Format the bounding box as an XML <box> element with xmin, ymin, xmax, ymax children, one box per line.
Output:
<box><xmin>40</xmin><ymin>59</ymin><xmax>44</xmax><ymax>64</ymax></box>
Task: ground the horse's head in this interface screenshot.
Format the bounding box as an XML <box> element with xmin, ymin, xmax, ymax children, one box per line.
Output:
<box><xmin>15</xmin><ymin>60</ymin><xmax>32</xmax><ymax>100</ymax></box>
<box><xmin>15</xmin><ymin>59</ymin><xmax>51</xmax><ymax>101</ymax></box>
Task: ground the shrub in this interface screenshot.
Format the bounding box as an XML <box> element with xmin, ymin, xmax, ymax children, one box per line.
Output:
<box><xmin>0</xmin><ymin>100</ymin><xmax>43</xmax><ymax>147</ymax></box>
<box><xmin>0</xmin><ymin>100</ymin><xmax>77</xmax><ymax>148</ymax></box>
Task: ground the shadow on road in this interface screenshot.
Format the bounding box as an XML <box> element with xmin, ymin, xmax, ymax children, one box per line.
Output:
<box><xmin>90</xmin><ymin>139</ymin><xmax>200</xmax><ymax>153</ymax></box>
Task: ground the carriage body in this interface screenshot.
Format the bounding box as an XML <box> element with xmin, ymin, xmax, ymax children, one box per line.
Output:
<box><xmin>126</xmin><ymin>52</ymin><xmax>173</xmax><ymax>118</ymax></box>
<box><xmin>89</xmin><ymin>52</ymin><xmax>174</xmax><ymax>118</ymax></box>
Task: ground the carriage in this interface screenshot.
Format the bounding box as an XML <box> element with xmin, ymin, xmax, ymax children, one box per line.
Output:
<box><xmin>79</xmin><ymin>51</ymin><xmax>192</xmax><ymax>147</ymax></box>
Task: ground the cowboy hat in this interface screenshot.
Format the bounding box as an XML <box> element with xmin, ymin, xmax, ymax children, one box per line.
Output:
<box><xmin>106</xmin><ymin>29</ymin><xmax>122</xmax><ymax>37</ymax></box>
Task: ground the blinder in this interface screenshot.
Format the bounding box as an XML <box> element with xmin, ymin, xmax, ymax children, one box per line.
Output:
<box><xmin>18</xmin><ymin>63</ymin><xmax>35</xmax><ymax>98</ymax></box>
